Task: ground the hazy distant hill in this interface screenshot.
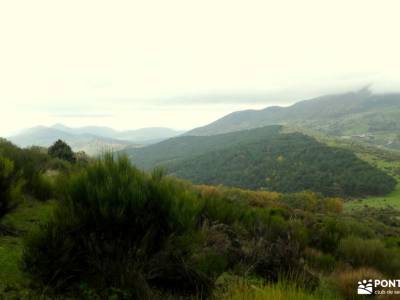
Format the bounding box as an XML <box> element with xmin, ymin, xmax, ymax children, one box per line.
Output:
<box><xmin>8</xmin><ymin>126</ymin><xmax>131</xmax><ymax>155</ymax></box>
<box><xmin>115</xmin><ymin>127</ymin><xmax>185</xmax><ymax>144</ymax></box>
<box><xmin>51</xmin><ymin>124</ymin><xmax>118</xmax><ymax>138</ymax></box>
<box><xmin>8</xmin><ymin>124</ymin><xmax>184</xmax><ymax>155</ymax></box>
<box><xmin>187</xmin><ymin>88</ymin><xmax>400</xmax><ymax>150</ymax></box>
<box><xmin>125</xmin><ymin>125</ymin><xmax>395</xmax><ymax>197</ymax></box>
<box><xmin>51</xmin><ymin>124</ymin><xmax>183</xmax><ymax>143</ymax></box>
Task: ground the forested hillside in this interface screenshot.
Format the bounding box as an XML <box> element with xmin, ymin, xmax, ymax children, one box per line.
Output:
<box><xmin>187</xmin><ymin>88</ymin><xmax>400</xmax><ymax>150</ymax></box>
<box><xmin>126</xmin><ymin>126</ymin><xmax>396</xmax><ymax>197</ymax></box>
<box><xmin>1</xmin><ymin>139</ymin><xmax>400</xmax><ymax>299</ymax></box>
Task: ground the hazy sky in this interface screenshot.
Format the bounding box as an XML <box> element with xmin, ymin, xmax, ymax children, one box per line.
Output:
<box><xmin>1</xmin><ymin>0</ymin><xmax>400</xmax><ymax>136</ymax></box>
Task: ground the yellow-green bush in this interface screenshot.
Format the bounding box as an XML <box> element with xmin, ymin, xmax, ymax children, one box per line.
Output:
<box><xmin>215</xmin><ymin>277</ymin><xmax>339</xmax><ymax>300</ymax></box>
<box><xmin>333</xmin><ymin>267</ymin><xmax>383</xmax><ymax>300</ymax></box>
<box><xmin>338</xmin><ymin>237</ymin><xmax>400</xmax><ymax>276</ymax></box>
<box><xmin>0</xmin><ymin>156</ymin><xmax>23</xmax><ymax>218</ymax></box>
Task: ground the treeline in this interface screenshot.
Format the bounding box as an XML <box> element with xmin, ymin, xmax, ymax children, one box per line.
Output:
<box><xmin>19</xmin><ymin>154</ymin><xmax>400</xmax><ymax>299</ymax></box>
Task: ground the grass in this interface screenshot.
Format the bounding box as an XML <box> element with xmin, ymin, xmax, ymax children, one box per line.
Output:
<box><xmin>0</xmin><ymin>198</ymin><xmax>56</xmax><ymax>297</ymax></box>
<box><xmin>0</xmin><ymin>235</ymin><xmax>23</xmax><ymax>288</ymax></box>
<box><xmin>299</xmin><ymin>129</ymin><xmax>400</xmax><ymax>211</ymax></box>
<box><xmin>342</xmin><ymin>145</ymin><xmax>400</xmax><ymax>211</ymax></box>
<box><xmin>1</xmin><ymin>197</ymin><xmax>55</xmax><ymax>232</ymax></box>
<box><xmin>332</xmin><ymin>268</ymin><xmax>383</xmax><ymax>300</ymax></box>
<box><xmin>345</xmin><ymin>184</ymin><xmax>400</xmax><ymax>211</ymax></box>
<box><xmin>215</xmin><ymin>278</ymin><xmax>340</xmax><ymax>300</ymax></box>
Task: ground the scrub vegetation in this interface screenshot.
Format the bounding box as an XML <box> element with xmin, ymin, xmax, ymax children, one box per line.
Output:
<box><xmin>1</xmin><ymin>138</ymin><xmax>400</xmax><ymax>299</ymax></box>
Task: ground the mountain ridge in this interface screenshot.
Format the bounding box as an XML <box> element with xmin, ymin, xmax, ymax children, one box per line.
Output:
<box><xmin>186</xmin><ymin>88</ymin><xmax>400</xmax><ymax>150</ymax></box>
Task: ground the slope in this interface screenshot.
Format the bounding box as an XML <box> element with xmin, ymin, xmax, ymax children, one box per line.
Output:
<box><xmin>126</xmin><ymin>125</ymin><xmax>396</xmax><ymax>197</ymax></box>
<box><xmin>187</xmin><ymin>88</ymin><xmax>400</xmax><ymax>150</ymax></box>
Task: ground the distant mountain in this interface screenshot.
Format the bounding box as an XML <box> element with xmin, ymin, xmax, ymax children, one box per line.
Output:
<box><xmin>50</xmin><ymin>124</ymin><xmax>184</xmax><ymax>143</ymax></box>
<box><xmin>51</xmin><ymin>124</ymin><xmax>118</xmax><ymax>138</ymax></box>
<box><xmin>114</xmin><ymin>127</ymin><xmax>185</xmax><ymax>144</ymax></box>
<box><xmin>8</xmin><ymin>126</ymin><xmax>131</xmax><ymax>155</ymax></box>
<box><xmin>187</xmin><ymin>88</ymin><xmax>400</xmax><ymax>150</ymax></box>
<box><xmin>8</xmin><ymin>124</ymin><xmax>184</xmax><ymax>155</ymax></box>
<box><xmin>125</xmin><ymin>125</ymin><xmax>396</xmax><ymax>197</ymax></box>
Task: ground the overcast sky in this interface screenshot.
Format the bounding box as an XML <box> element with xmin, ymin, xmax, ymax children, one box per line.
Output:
<box><xmin>1</xmin><ymin>0</ymin><xmax>400</xmax><ymax>136</ymax></box>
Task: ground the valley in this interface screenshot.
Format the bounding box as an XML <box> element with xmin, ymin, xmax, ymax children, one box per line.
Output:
<box><xmin>1</xmin><ymin>89</ymin><xmax>400</xmax><ymax>299</ymax></box>
<box><xmin>2</xmin><ymin>2</ymin><xmax>400</xmax><ymax>298</ymax></box>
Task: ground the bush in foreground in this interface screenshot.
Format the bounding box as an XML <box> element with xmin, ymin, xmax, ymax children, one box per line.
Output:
<box><xmin>23</xmin><ymin>155</ymin><xmax>315</xmax><ymax>298</ymax></box>
<box><xmin>23</xmin><ymin>154</ymin><xmax>214</xmax><ymax>298</ymax></box>
<box><xmin>22</xmin><ymin>154</ymin><xmax>400</xmax><ymax>299</ymax></box>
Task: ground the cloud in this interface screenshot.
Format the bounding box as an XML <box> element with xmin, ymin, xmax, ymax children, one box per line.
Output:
<box><xmin>1</xmin><ymin>0</ymin><xmax>400</xmax><ymax>135</ymax></box>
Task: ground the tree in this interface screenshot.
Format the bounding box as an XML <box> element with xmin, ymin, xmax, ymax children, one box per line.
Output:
<box><xmin>48</xmin><ymin>140</ymin><xmax>75</xmax><ymax>162</ymax></box>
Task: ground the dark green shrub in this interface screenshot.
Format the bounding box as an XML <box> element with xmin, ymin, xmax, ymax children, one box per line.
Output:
<box><xmin>313</xmin><ymin>253</ymin><xmax>336</xmax><ymax>273</ymax></box>
<box><xmin>338</xmin><ymin>236</ymin><xmax>400</xmax><ymax>276</ymax></box>
<box><xmin>23</xmin><ymin>154</ymin><xmax>210</xmax><ymax>298</ymax></box>
<box><xmin>16</xmin><ymin>147</ymin><xmax>56</xmax><ymax>201</ymax></box>
<box><xmin>309</xmin><ymin>217</ymin><xmax>349</xmax><ymax>253</ymax></box>
<box><xmin>245</xmin><ymin>232</ymin><xmax>305</xmax><ymax>282</ymax></box>
<box><xmin>305</xmin><ymin>248</ymin><xmax>336</xmax><ymax>273</ymax></box>
<box><xmin>190</xmin><ymin>222</ymin><xmax>242</xmax><ymax>277</ymax></box>
<box><xmin>46</xmin><ymin>157</ymin><xmax>72</xmax><ymax>172</ymax></box>
<box><xmin>23</xmin><ymin>154</ymin><xmax>319</xmax><ymax>298</ymax></box>
<box><xmin>29</xmin><ymin>174</ymin><xmax>54</xmax><ymax>201</ymax></box>
<box><xmin>0</xmin><ymin>156</ymin><xmax>23</xmax><ymax>218</ymax></box>
<box><xmin>0</xmin><ymin>140</ymin><xmax>56</xmax><ymax>200</ymax></box>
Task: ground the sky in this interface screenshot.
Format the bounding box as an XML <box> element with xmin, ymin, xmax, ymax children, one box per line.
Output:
<box><xmin>1</xmin><ymin>0</ymin><xmax>400</xmax><ymax>136</ymax></box>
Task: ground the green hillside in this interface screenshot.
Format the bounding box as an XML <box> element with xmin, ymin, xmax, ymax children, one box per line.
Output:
<box><xmin>187</xmin><ymin>88</ymin><xmax>400</xmax><ymax>150</ymax></box>
<box><xmin>2</xmin><ymin>140</ymin><xmax>400</xmax><ymax>299</ymax></box>
<box><xmin>126</xmin><ymin>126</ymin><xmax>396</xmax><ymax>197</ymax></box>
